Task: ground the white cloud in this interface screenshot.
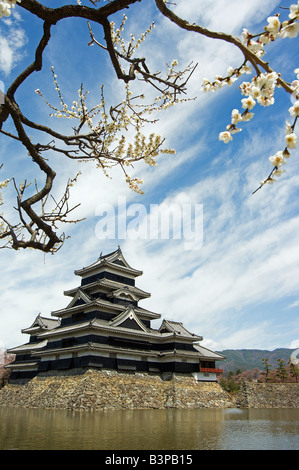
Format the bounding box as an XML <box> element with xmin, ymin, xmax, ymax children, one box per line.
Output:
<box><xmin>117</xmin><ymin>143</ymin><xmax>299</xmax><ymax>350</ymax></box>
<box><xmin>171</xmin><ymin>0</ymin><xmax>279</xmax><ymax>33</ymax></box>
<box><xmin>286</xmin><ymin>299</ymin><xmax>299</xmax><ymax>309</ymax></box>
<box><xmin>0</xmin><ymin>21</ymin><xmax>27</xmax><ymax>75</ymax></box>
<box><xmin>289</xmin><ymin>340</ymin><xmax>299</xmax><ymax>349</ymax></box>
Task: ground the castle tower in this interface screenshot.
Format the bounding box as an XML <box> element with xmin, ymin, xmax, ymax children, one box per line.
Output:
<box><xmin>7</xmin><ymin>248</ymin><xmax>224</xmax><ymax>381</ymax></box>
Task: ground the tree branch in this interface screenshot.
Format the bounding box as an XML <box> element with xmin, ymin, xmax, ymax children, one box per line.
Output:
<box><xmin>154</xmin><ymin>0</ymin><xmax>294</xmax><ymax>95</ymax></box>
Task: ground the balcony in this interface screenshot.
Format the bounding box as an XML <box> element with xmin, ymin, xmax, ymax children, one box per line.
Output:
<box><xmin>200</xmin><ymin>367</ymin><xmax>223</xmax><ymax>374</ymax></box>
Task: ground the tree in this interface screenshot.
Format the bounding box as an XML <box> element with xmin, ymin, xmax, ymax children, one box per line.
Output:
<box><xmin>261</xmin><ymin>358</ymin><xmax>272</xmax><ymax>383</ymax></box>
<box><xmin>275</xmin><ymin>358</ymin><xmax>288</xmax><ymax>382</ymax></box>
<box><xmin>0</xmin><ymin>0</ymin><xmax>298</xmax><ymax>253</ymax></box>
<box><xmin>288</xmin><ymin>359</ymin><xmax>299</xmax><ymax>382</ymax></box>
<box><xmin>219</xmin><ymin>372</ymin><xmax>240</xmax><ymax>393</ymax></box>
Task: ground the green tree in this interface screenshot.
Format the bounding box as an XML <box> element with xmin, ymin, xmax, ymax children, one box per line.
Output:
<box><xmin>276</xmin><ymin>359</ymin><xmax>288</xmax><ymax>382</ymax></box>
<box><xmin>261</xmin><ymin>358</ymin><xmax>271</xmax><ymax>383</ymax></box>
<box><xmin>288</xmin><ymin>360</ymin><xmax>299</xmax><ymax>383</ymax></box>
<box><xmin>219</xmin><ymin>371</ymin><xmax>240</xmax><ymax>393</ymax></box>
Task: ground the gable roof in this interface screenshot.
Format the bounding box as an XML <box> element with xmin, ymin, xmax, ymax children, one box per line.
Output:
<box><xmin>7</xmin><ymin>339</ymin><xmax>48</xmax><ymax>354</ymax></box>
<box><xmin>159</xmin><ymin>320</ymin><xmax>202</xmax><ymax>341</ymax></box>
<box><xmin>21</xmin><ymin>314</ymin><xmax>60</xmax><ymax>335</ymax></box>
<box><xmin>64</xmin><ymin>279</ymin><xmax>151</xmax><ymax>299</ymax></box>
<box><xmin>65</xmin><ymin>288</ymin><xmax>93</xmax><ymax>309</ymax></box>
<box><xmin>74</xmin><ymin>247</ymin><xmax>143</xmax><ymax>278</ymax></box>
<box><xmin>109</xmin><ymin>305</ymin><xmax>149</xmax><ymax>332</ymax></box>
<box><xmin>107</xmin><ymin>286</ymin><xmax>140</xmax><ymax>302</ymax></box>
<box><xmin>193</xmin><ymin>344</ymin><xmax>225</xmax><ymax>361</ymax></box>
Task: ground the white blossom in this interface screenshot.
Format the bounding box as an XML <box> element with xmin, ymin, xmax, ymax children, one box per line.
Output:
<box><xmin>230</xmin><ymin>127</ymin><xmax>242</xmax><ymax>134</ymax></box>
<box><xmin>0</xmin><ymin>1</ymin><xmax>11</xmax><ymax>17</ymax></box>
<box><xmin>266</xmin><ymin>16</ymin><xmax>281</xmax><ymax>34</ymax></box>
<box><xmin>289</xmin><ymin>2</ymin><xmax>299</xmax><ymax>20</ymax></box>
<box><xmin>242</xmin><ymin>111</ymin><xmax>254</xmax><ymax>121</ymax></box>
<box><xmin>0</xmin><ymin>0</ymin><xmax>20</xmax><ymax>18</ymax></box>
<box><xmin>219</xmin><ymin>131</ymin><xmax>233</xmax><ymax>143</ymax></box>
<box><xmin>257</xmin><ymin>95</ymin><xmax>275</xmax><ymax>107</ymax></box>
<box><xmin>285</xmin><ymin>132</ymin><xmax>298</xmax><ymax>149</ymax></box>
<box><xmin>259</xmin><ymin>33</ymin><xmax>272</xmax><ymax>44</ymax></box>
<box><xmin>291</xmin><ymin>79</ymin><xmax>299</xmax><ymax>94</ymax></box>
<box><xmin>285</xmin><ymin>120</ymin><xmax>293</xmax><ymax>135</ymax></box>
<box><xmin>250</xmin><ymin>86</ymin><xmax>261</xmax><ymax>99</ymax></box>
<box><xmin>241</xmin><ymin>96</ymin><xmax>256</xmax><ymax>110</ymax></box>
<box><xmin>0</xmin><ymin>178</ymin><xmax>9</xmax><ymax>189</ymax></box>
<box><xmin>280</xmin><ymin>21</ymin><xmax>299</xmax><ymax>38</ymax></box>
<box><xmin>273</xmin><ymin>168</ymin><xmax>286</xmax><ymax>177</ymax></box>
<box><xmin>240</xmin><ymin>64</ymin><xmax>252</xmax><ymax>74</ymax></box>
<box><xmin>241</xmin><ymin>28</ymin><xmax>250</xmax><ymax>44</ymax></box>
<box><xmin>269</xmin><ymin>151</ymin><xmax>287</xmax><ymax>167</ymax></box>
<box><xmin>247</xmin><ymin>40</ymin><xmax>265</xmax><ymax>57</ymax></box>
<box><xmin>231</xmin><ymin>109</ymin><xmax>242</xmax><ymax>124</ymax></box>
<box><xmin>289</xmin><ymin>100</ymin><xmax>299</xmax><ymax>117</ymax></box>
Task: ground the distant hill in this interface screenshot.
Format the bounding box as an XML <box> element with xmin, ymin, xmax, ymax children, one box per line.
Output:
<box><xmin>217</xmin><ymin>348</ymin><xmax>294</xmax><ymax>375</ymax></box>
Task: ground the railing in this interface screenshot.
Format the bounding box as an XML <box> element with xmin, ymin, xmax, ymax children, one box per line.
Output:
<box><xmin>200</xmin><ymin>367</ymin><xmax>223</xmax><ymax>373</ymax></box>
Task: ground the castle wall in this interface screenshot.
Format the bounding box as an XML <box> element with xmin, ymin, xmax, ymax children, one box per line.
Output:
<box><xmin>0</xmin><ymin>369</ymin><xmax>234</xmax><ymax>411</ymax></box>
<box><xmin>1</xmin><ymin>370</ymin><xmax>299</xmax><ymax>411</ymax></box>
<box><xmin>236</xmin><ymin>382</ymin><xmax>299</xmax><ymax>408</ymax></box>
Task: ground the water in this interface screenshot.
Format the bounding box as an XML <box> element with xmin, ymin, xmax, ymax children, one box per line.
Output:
<box><xmin>0</xmin><ymin>406</ymin><xmax>298</xmax><ymax>450</ymax></box>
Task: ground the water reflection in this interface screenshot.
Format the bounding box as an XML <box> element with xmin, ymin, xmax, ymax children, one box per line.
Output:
<box><xmin>0</xmin><ymin>407</ymin><xmax>298</xmax><ymax>450</ymax></box>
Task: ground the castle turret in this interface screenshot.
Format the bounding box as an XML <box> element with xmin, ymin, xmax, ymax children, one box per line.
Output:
<box><xmin>7</xmin><ymin>248</ymin><xmax>224</xmax><ymax>380</ymax></box>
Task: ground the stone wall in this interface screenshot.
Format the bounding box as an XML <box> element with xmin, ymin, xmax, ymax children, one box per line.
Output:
<box><xmin>0</xmin><ymin>368</ymin><xmax>234</xmax><ymax>411</ymax></box>
<box><xmin>236</xmin><ymin>382</ymin><xmax>299</xmax><ymax>408</ymax></box>
<box><xmin>1</xmin><ymin>370</ymin><xmax>298</xmax><ymax>411</ymax></box>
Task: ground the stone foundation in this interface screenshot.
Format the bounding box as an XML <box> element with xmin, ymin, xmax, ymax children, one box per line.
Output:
<box><xmin>236</xmin><ymin>382</ymin><xmax>299</xmax><ymax>408</ymax></box>
<box><xmin>0</xmin><ymin>368</ymin><xmax>234</xmax><ymax>411</ymax></box>
<box><xmin>1</xmin><ymin>370</ymin><xmax>298</xmax><ymax>411</ymax></box>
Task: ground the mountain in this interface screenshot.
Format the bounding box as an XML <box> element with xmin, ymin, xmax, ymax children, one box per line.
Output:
<box><xmin>217</xmin><ymin>348</ymin><xmax>294</xmax><ymax>375</ymax></box>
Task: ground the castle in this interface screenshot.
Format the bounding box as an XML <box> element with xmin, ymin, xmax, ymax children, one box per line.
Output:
<box><xmin>6</xmin><ymin>248</ymin><xmax>224</xmax><ymax>381</ymax></box>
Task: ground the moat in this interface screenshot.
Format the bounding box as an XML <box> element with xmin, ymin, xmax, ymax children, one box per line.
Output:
<box><xmin>0</xmin><ymin>406</ymin><xmax>298</xmax><ymax>450</ymax></box>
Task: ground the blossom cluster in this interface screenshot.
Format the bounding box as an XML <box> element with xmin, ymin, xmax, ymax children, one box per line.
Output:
<box><xmin>219</xmin><ymin>71</ymin><xmax>279</xmax><ymax>144</ymax></box>
<box><xmin>260</xmin><ymin>98</ymin><xmax>298</xmax><ymax>187</ymax></box>
<box><xmin>241</xmin><ymin>3</ymin><xmax>299</xmax><ymax>55</ymax></box>
<box><xmin>110</xmin><ymin>14</ymin><xmax>155</xmax><ymax>58</ymax></box>
<box><xmin>0</xmin><ymin>178</ymin><xmax>9</xmax><ymax>190</ymax></box>
<box><xmin>0</xmin><ymin>0</ymin><xmax>20</xmax><ymax>18</ymax></box>
<box><xmin>35</xmin><ymin>68</ymin><xmax>176</xmax><ymax>194</ymax></box>
<box><xmin>202</xmin><ymin>2</ymin><xmax>299</xmax><ymax>191</ymax></box>
<box><xmin>0</xmin><ymin>177</ymin><xmax>10</xmax><ymax>219</ymax></box>
<box><xmin>203</xmin><ymin>2</ymin><xmax>299</xmax><ymax>98</ymax></box>
<box><xmin>201</xmin><ymin>64</ymin><xmax>252</xmax><ymax>94</ymax></box>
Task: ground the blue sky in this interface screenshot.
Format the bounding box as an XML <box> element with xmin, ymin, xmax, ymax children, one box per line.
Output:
<box><xmin>0</xmin><ymin>0</ymin><xmax>299</xmax><ymax>354</ymax></box>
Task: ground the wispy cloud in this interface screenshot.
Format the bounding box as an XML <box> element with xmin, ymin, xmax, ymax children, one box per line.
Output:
<box><xmin>0</xmin><ymin>13</ymin><xmax>27</xmax><ymax>75</ymax></box>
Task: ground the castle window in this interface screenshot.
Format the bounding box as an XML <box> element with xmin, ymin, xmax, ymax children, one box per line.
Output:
<box><xmin>72</xmin><ymin>312</ymin><xmax>85</xmax><ymax>323</ymax></box>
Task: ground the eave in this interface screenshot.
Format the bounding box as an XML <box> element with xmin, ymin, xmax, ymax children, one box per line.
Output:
<box><xmin>36</xmin><ymin>318</ymin><xmax>171</xmax><ymax>341</ymax></box>
<box><xmin>32</xmin><ymin>342</ymin><xmax>161</xmax><ymax>359</ymax></box>
<box><xmin>74</xmin><ymin>248</ymin><xmax>143</xmax><ymax>278</ymax></box>
<box><xmin>193</xmin><ymin>344</ymin><xmax>226</xmax><ymax>361</ymax></box>
<box><xmin>74</xmin><ymin>260</ymin><xmax>142</xmax><ymax>279</ymax></box>
<box><xmin>5</xmin><ymin>361</ymin><xmax>39</xmax><ymax>370</ymax></box>
<box><xmin>64</xmin><ymin>280</ymin><xmax>151</xmax><ymax>299</ymax></box>
<box><xmin>32</xmin><ymin>342</ymin><xmax>205</xmax><ymax>361</ymax></box>
<box><xmin>7</xmin><ymin>339</ymin><xmax>48</xmax><ymax>354</ymax></box>
<box><xmin>51</xmin><ymin>298</ymin><xmax>161</xmax><ymax>320</ymax></box>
